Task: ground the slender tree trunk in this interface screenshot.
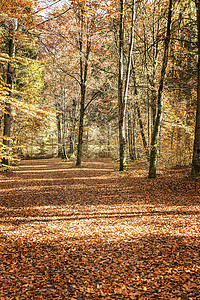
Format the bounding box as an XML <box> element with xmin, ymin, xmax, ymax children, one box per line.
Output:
<box><xmin>149</xmin><ymin>0</ymin><xmax>172</xmax><ymax>178</ymax></box>
<box><xmin>127</xmin><ymin>114</ymin><xmax>133</xmax><ymax>160</ymax></box>
<box><xmin>118</xmin><ymin>0</ymin><xmax>135</xmax><ymax>171</ymax></box>
<box><xmin>136</xmin><ymin>103</ymin><xmax>149</xmax><ymax>159</ymax></box>
<box><xmin>151</xmin><ymin>88</ymin><xmax>157</xmax><ymax>129</ymax></box>
<box><xmin>69</xmin><ymin>99</ymin><xmax>76</xmax><ymax>155</ymax></box>
<box><xmin>61</xmin><ymin>87</ymin><xmax>67</xmax><ymax>159</ymax></box>
<box><xmin>62</xmin><ymin>113</ymin><xmax>67</xmax><ymax>159</ymax></box>
<box><xmin>128</xmin><ymin>113</ymin><xmax>133</xmax><ymax>160</ymax></box>
<box><xmin>107</xmin><ymin>122</ymin><xmax>111</xmax><ymax>155</ymax></box>
<box><xmin>69</xmin><ymin>136</ymin><xmax>74</xmax><ymax>154</ymax></box>
<box><xmin>85</xmin><ymin>127</ymin><xmax>89</xmax><ymax>155</ymax></box>
<box><xmin>132</xmin><ymin>110</ymin><xmax>137</xmax><ymax>160</ymax></box>
<box><xmin>2</xmin><ymin>18</ymin><xmax>17</xmax><ymax>167</ymax></box>
<box><xmin>191</xmin><ymin>0</ymin><xmax>200</xmax><ymax>175</ymax></box>
<box><xmin>118</xmin><ymin>0</ymin><xmax>125</xmax><ymax>171</ymax></box>
<box><xmin>76</xmin><ymin>89</ymin><xmax>85</xmax><ymax>165</ymax></box>
<box><xmin>131</xmin><ymin>57</ymin><xmax>148</xmax><ymax>160</ymax></box>
<box><xmin>76</xmin><ymin>17</ymin><xmax>91</xmax><ymax>166</ymax></box>
<box><xmin>128</xmin><ymin>112</ymin><xmax>137</xmax><ymax>160</ymax></box>
<box><xmin>56</xmin><ymin>103</ymin><xmax>63</xmax><ymax>158</ymax></box>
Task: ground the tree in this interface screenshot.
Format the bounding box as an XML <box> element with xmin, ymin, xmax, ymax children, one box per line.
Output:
<box><xmin>39</xmin><ymin>1</ymin><xmax>108</xmax><ymax>164</ymax></box>
<box><xmin>0</xmin><ymin>0</ymin><xmax>39</xmax><ymax>166</ymax></box>
<box><xmin>191</xmin><ymin>0</ymin><xmax>200</xmax><ymax>175</ymax></box>
<box><xmin>118</xmin><ymin>0</ymin><xmax>135</xmax><ymax>171</ymax></box>
<box><xmin>76</xmin><ymin>5</ymin><xmax>92</xmax><ymax>165</ymax></box>
<box><xmin>148</xmin><ymin>0</ymin><xmax>173</xmax><ymax>178</ymax></box>
<box><xmin>1</xmin><ymin>18</ymin><xmax>18</xmax><ymax>167</ymax></box>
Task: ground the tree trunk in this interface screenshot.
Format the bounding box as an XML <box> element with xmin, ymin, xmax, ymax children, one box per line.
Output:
<box><xmin>118</xmin><ymin>0</ymin><xmax>125</xmax><ymax>171</ymax></box>
<box><xmin>61</xmin><ymin>88</ymin><xmax>67</xmax><ymax>159</ymax></box>
<box><xmin>149</xmin><ymin>0</ymin><xmax>172</xmax><ymax>178</ymax></box>
<box><xmin>128</xmin><ymin>112</ymin><xmax>137</xmax><ymax>160</ymax></box>
<box><xmin>136</xmin><ymin>103</ymin><xmax>149</xmax><ymax>159</ymax></box>
<box><xmin>191</xmin><ymin>0</ymin><xmax>200</xmax><ymax>175</ymax></box>
<box><xmin>128</xmin><ymin>113</ymin><xmax>133</xmax><ymax>160</ymax></box>
<box><xmin>107</xmin><ymin>122</ymin><xmax>111</xmax><ymax>155</ymax></box>
<box><xmin>118</xmin><ymin>0</ymin><xmax>135</xmax><ymax>171</ymax></box>
<box><xmin>76</xmin><ymin>17</ymin><xmax>91</xmax><ymax>166</ymax></box>
<box><xmin>76</xmin><ymin>91</ymin><xmax>85</xmax><ymax>165</ymax></box>
<box><xmin>69</xmin><ymin>99</ymin><xmax>77</xmax><ymax>155</ymax></box>
<box><xmin>151</xmin><ymin>88</ymin><xmax>157</xmax><ymax>129</ymax></box>
<box><xmin>62</xmin><ymin>113</ymin><xmax>67</xmax><ymax>159</ymax></box>
<box><xmin>132</xmin><ymin>110</ymin><xmax>137</xmax><ymax>160</ymax></box>
<box><xmin>2</xmin><ymin>18</ymin><xmax>17</xmax><ymax>167</ymax></box>
<box><xmin>69</xmin><ymin>136</ymin><xmax>74</xmax><ymax>154</ymax></box>
<box><xmin>56</xmin><ymin>103</ymin><xmax>63</xmax><ymax>158</ymax></box>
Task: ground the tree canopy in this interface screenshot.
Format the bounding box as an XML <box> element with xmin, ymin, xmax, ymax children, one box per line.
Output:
<box><xmin>0</xmin><ymin>0</ymin><xmax>199</xmax><ymax>176</ymax></box>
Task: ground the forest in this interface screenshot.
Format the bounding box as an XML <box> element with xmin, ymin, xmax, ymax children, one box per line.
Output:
<box><xmin>0</xmin><ymin>0</ymin><xmax>200</xmax><ymax>176</ymax></box>
<box><xmin>0</xmin><ymin>0</ymin><xmax>200</xmax><ymax>299</ymax></box>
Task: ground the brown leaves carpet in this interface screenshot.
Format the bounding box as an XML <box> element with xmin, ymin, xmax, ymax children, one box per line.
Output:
<box><xmin>0</xmin><ymin>158</ymin><xmax>200</xmax><ymax>299</ymax></box>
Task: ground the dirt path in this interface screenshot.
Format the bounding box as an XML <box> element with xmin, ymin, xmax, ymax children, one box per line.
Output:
<box><xmin>0</xmin><ymin>158</ymin><xmax>200</xmax><ymax>299</ymax></box>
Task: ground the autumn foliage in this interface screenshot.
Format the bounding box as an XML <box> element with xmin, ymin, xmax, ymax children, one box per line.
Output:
<box><xmin>1</xmin><ymin>0</ymin><xmax>200</xmax><ymax>298</ymax></box>
<box><xmin>0</xmin><ymin>158</ymin><xmax>200</xmax><ymax>298</ymax></box>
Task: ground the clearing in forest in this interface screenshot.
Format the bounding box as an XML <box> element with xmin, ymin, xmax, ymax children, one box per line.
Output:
<box><xmin>0</xmin><ymin>158</ymin><xmax>200</xmax><ymax>299</ymax></box>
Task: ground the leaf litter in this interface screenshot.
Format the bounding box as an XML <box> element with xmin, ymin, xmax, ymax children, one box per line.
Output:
<box><xmin>0</xmin><ymin>158</ymin><xmax>200</xmax><ymax>299</ymax></box>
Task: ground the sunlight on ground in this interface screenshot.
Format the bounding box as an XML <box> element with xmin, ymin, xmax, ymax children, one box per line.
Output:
<box><xmin>18</xmin><ymin>165</ymin><xmax>51</xmax><ymax>168</ymax></box>
<box><xmin>15</xmin><ymin>168</ymin><xmax>113</xmax><ymax>173</ymax></box>
<box><xmin>1</xmin><ymin>204</ymin><xmax>200</xmax><ymax>244</ymax></box>
<box><xmin>0</xmin><ymin>184</ymin><xmax>88</xmax><ymax>193</ymax></box>
<box><xmin>0</xmin><ymin>175</ymin><xmax>115</xmax><ymax>183</ymax></box>
<box><xmin>1</xmin><ymin>159</ymin><xmax>199</xmax><ymax>299</ymax></box>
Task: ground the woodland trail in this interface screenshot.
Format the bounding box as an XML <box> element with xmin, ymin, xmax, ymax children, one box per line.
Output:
<box><xmin>0</xmin><ymin>158</ymin><xmax>200</xmax><ymax>299</ymax></box>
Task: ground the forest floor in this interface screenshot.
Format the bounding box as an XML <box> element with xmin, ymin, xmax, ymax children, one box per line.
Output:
<box><xmin>0</xmin><ymin>158</ymin><xmax>200</xmax><ymax>299</ymax></box>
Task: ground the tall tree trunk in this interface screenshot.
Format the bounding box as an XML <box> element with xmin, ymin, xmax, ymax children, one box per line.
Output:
<box><xmin>118</xmin><ymin>0</ymin><xmax>125</xmax><ymax>171</ymax></box>
<box><xmin>128</xmin><ymin>113</ymin><xmax>133</xmax><ymax>160</ymax></box>
<box><xmin>61</xmin><ymin>87</ymin><xmax>67</xmax><ymax>159</ymax></box>
<box><xmin>148</xmin><ymin>0</ymin><xmax>172</xmax><ymax>178</ymax></box>
<box><xmin>118</xmin><ymin>0</ymin><xmax>135</xmax><ymax>171</ymax></box>
<box><xmin>131</xmin><ymin>57</ymin><xmax>148</xmax><ymax>160</ymax></box>
<box><xmin>151</xmin><ymin>87</ymin><xmax>157</xmax><ymax>129</ymax></box>
<box><xmin>132</xmin><ymin>109</ymin><xmax>137</xmax><ymax>160</ymax></box>
<box><xmin>191</xmin><ymin>0</ymin><xmax>200</xmax><ymax>175</ymax></box>
<box><xmin>56</xmin><ymin>103</ymin><xmax>63</xmax><ymax>158</ymax></box>
<box><xmin>76</xmin><ymin>88</ymin><xmax>85</xmax><ymax>165</ymax></box>
<box><xmin>107</xmin><ymin>122</ymin><xmax>111</xmax><ymax>155</ymax></box>
<box><xmin>136</xmin><ymin>102</ymin><xmax>149</xmax><ymax>159</ymax></box>
<box><xmin>2</xmin><ymin>18</ymin><xmax>17</xmax><ymax>167</ymax></box>
<box><xmin>128</xmin><ymin>112</ymin><xmax>137</xmax><ymax>160</ymax></box>
<box><xmin>69</xmin><ymin>99</ymin><xmax>77</xmax><ymax>155</ymax></box>
<box><xmin>76</xmin><ymin>17</ymin><xmax>91</xmax><ymax>166</ymax></box>
<box><xmin>62</xmin><ymin>113</ymin><xmax>67</xmax><ymax>159</ymax></box>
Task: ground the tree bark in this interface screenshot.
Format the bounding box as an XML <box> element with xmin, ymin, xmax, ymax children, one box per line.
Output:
<box><xmin>2</xmin><ymin>18</ymin><xmax>18</xmax><ymax>167</ymax></box>
<box><xmin>107</xmin><ymin>122</ymin><xmax>111</xmax><ymax>155</ymax></box>
<box><xmin>132</xmin><ymin>110</ymin><xmax>137</xmax><ymax>160</ymax></box>
<box><xmin>128</xmin><ymin>112</ymin><xmax>137</xmax><ymax>160</ymax></box>
<box><xmin>136</xmin><ymin>102</ymin><xmax>149</xmax><ymax>159</ymax></box>
<box><xmin>191</xmin><ymin>0</ymin><xmax>200</xmax><ymax>175</ymax></box>
<box><xmin>148</xmin><ymin>0</ymin><xmax>172</xmax><ymax>178</ymax></box>
<box><xmin>76</xmin><ymin>16</ymin><xmax>91</xmax><ymax>166</ymax></box>
<box><xmin>118</xmin><ymin>0</ymin><xmax>125</xmax><ymax>171</ymax></box>
<box><xmin>56</xmin><ymin>103</ymin><xmax>63</xmax><ymax>158</ymax></box>
<box><xmin>118</xmin><ymin>0</ymin><xmax>135</xmax><ymax>171</ymax></box>
<box><xmin>131</xmin><ymin>57</ymin><xmax>148</xmax><ymax>160</ymax></box>
<box><xmin>69</xmin><ymin>99</ymin><xmax>77</xmax><ymax>155</ymax></box>
<box><xmin>61</xmin><ymin>87</ymin><xmax>67</xmax><ymax>159</ymax></box>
